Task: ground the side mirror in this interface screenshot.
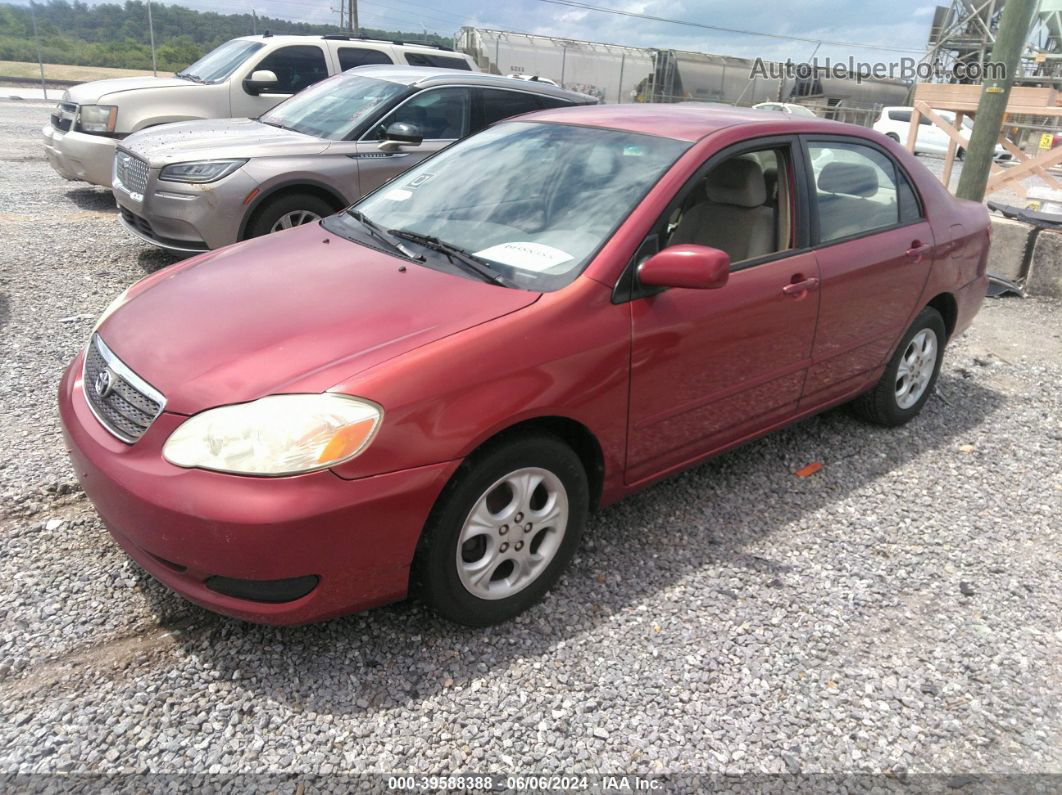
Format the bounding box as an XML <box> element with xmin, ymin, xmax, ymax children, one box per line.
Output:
<box><xmin>243</xmin><ymin>69</ymin><xmax>279</xmax><ymax>96</ymax></box>
<box><xmin>637</xmin><ymin>245</ymin><xmax>730</xmax><ymax>290</ymax></box>
<box><xmin>378</xmin><ymin>122</ymin><xmax>424</xmax><ymax>153</ymax></box>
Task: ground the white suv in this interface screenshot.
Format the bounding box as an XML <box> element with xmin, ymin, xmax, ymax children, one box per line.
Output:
<box><xmin>872</xmin><ymin>106</ymin><xmax>1010</xmax><ymax>160</ymax></box>
<box><xmin>42</xmin><ymin>34</ymin><xmax>476</xmax><ymax>187</ymax></box>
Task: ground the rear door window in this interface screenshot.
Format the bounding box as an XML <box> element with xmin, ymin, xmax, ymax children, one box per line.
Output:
<box><xmin>252</xmin><ymin>45</ymin><xmax>329</xmax><ymax>94</ymax></box>
<box><xmin>338</xmin><ymin>47</ymin><xmax>393</xmax><ymax>70</ymax></box>
<box><xmin>809</xmin><ymin>142</ymin><xmax>902</xmax><ymax>242</ymax></box>
<box><xmin>537</xmin><ymin>95</ymin><xmax>577</xmax><ymax>110</ymax></box>
<box><xmin>474</xmin><ymin>88</ymin><xmax>546</xmax><ymax>132</ymax></box>
<box><xmin>404</xmin><ymin>52</ymin><xmax>472</xmax><ymax>71</ymax></box>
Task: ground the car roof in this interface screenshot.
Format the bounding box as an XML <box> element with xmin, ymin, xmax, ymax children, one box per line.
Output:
<box><xmin>343</xmin><ymin>65</ymin><xmax>598</xmax><ymax>103</ymax></box>
<box><xmin>512</xmin><ymin>102</ymin><xmax>856</xmax><ymax>142</ymax></box>
<box><xmin>233</xmin><ymin>34</ymin><xmax>463</xmax><ymax>53</ymax></box>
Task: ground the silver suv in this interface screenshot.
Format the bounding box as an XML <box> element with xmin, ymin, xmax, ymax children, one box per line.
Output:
<box><xmin>43</xmin><ymin>34</ymin><xmax>476</xmax><ymax>188</ymax></box>
<box><xmin>113</xmin><ymin>67</ymin><xmax>597</xmax><ymax>253</ymax></box>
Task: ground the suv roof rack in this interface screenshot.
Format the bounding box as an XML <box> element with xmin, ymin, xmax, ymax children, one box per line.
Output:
<box><xmin>320</xmin><ymin>33</ymin><xmax>453</xmax><ymax>51</ymax></box>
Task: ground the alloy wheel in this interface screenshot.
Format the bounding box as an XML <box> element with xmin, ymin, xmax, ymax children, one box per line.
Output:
<box><xmin>895</xmin><ymin>328</ymin><xmax>938</xmax><ymax>409</ymax></box>
<box><xmin>456</xmin><ymin>467</ymin><xmax>569</xmax><ymax>600</ymax></box>
<box><xmin>270</xmin><ymin>210</ymin><xmax>321</xmax><ymax>232</ymax></box>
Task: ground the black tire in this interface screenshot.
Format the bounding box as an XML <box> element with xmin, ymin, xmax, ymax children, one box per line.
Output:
<box><xmin>414</xmin><ymin>434</ymin><xmax>588</xmax><ymax>626</ymax></box>
<box><xmin>245</xmin><ymin>192</ymin><xmax>336</xmax><ymax>240</ymax></box>
<box><xmin>957</xmin><ymin>147</ymin><xmax>966</xmax><ymax>160</ymax></box>
<box><xmin>850</xmin><ymin>307</ymin><xmax>947</xmax><ymax>427</ymax></box>
<box><xmin>886</xmin><ymin>133</ymin><xmax>900</xmax><ymax>143</ymax></box>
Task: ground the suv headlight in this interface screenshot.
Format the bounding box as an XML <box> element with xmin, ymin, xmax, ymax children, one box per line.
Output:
<box><xmin>159</xmin><ymin>159</ymin><xmax>247</xmax><ymax>183</ymax></box>
<box><xmin>163</xmin><ymin>394</ymin><xmax>382</xmax><ymax>476</ymax></box>
<box><xmin>78</xmin><ymin>104</ymin><xmax>118</xmax><ymax>133</ymax></box>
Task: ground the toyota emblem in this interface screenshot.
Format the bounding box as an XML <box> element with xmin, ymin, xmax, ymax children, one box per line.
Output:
<box><xmin>94</xmin><ymin>368</ymin><xmax>114</xmax><ymax>398</ymax></box>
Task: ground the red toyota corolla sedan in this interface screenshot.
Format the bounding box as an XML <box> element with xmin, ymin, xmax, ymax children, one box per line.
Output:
<box><xmin>59</xmin><ymin>104</ymin><xmax>989</xmax><ymax>626</ymax></box>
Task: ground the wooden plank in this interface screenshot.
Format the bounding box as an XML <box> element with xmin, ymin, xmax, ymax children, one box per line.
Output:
<box><xmin>985</xmin><ymin>143</ymin><xmax>1062</xmax><ymax>192</ymax></box>
<box><xmin>996</xmin><ymin>135</ymin><xmax>1062</xmax><ymax>190</ymax></box>
<box><xmin>914</xmin><ymin>83</ymin><xmax>1057</xmax><ymax>108</ymax></box>
<box><xmin>913</xmin><ymin>101</ymin><xmax>1002</xmax><ymax>183</ymax></box>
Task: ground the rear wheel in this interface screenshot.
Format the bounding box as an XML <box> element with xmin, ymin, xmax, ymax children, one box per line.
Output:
<box><xmin>415</xmin><ymin>434</ymin><xmax>588</xmax><ymax>626</ymax></box>
<box><xmin>246</xmin><ymin>192</ymin><xmax>336</xmax><ymax>239</ymax></box>
<box><xmin>850</xmin><ymin>307</ymin><xmax>946</xmax><ymax>427</ymax></box>
<box><xmin>886</xmin><ymin>132</ymin><xmax>900</xmax><ymax>143</ymax></box>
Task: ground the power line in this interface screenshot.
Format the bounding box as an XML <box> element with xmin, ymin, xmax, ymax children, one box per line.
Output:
<box><xmin>532</xmin><ymin>0</ymin><xmax>927</xmax><ymax>55</ymax></box>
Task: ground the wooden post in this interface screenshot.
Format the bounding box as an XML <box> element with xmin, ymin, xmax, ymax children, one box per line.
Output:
<box><xmin>941</xmin><ymin>111</ymin><xmax>963</xmax><ymax>189</ymax></box>
<box><xmin>906</xmin><ymin>107</ymin><xmax>921</xmax><ymax>153</ymax></box>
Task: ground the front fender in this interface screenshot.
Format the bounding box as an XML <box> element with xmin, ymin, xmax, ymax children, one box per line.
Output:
<box><xmin>327</xmin><ymin>277</ymin><xmax>631</xmax><ymax>502</ymax></box>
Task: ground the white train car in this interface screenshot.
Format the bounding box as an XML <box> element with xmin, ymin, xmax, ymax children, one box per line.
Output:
<box><xmin>456</xmin><ymin>28</ymin><xmax>653</xmax><ymax>104</ymax></box>
<box><xmin>456</xmin><ymin>27</ymin><xmax>911</xmax><ymax>121</ymax></box>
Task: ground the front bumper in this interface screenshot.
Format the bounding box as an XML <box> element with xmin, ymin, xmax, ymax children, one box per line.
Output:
<box><xmin>42</xmin><ymin>124</ymin><xmax>117</xmax><ymax>187</ymax></box>
<box><xmin>113</xmin><ymin>164</ymin><xmax>258</xmax><ymax>252</ymax></box>
<box><xmin>58</xmin><ymin>352</ymin><xmax>459</xmax><ymax>625</ymax></box>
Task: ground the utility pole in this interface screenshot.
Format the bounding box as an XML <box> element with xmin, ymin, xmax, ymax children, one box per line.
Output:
<box><xmin>146</xmin><ymin>0</ymin><xmax>158</xmax><ymax>77</ymax></box>
<box><xmin>29</xmin><ymin>1</ymin><xmax>47</xmax><ymax>101</ymax></box>
<box><xmin>348</xmin><ymin>0</ymin><xmax>358</xmax><ymax>35</ymax></box>
<box><xmin>955</xmin><ymin>0</ymin><xmax>1036</xmax><ymax>201</ymax></box>
<box><xmin>252</xmin><ymin>9</ymin><xmax>257</xmax><ymax>35</ymax></box>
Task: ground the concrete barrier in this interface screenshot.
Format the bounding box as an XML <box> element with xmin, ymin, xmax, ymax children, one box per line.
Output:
<box><xmin>1027</xmin><ymin>228</ymin><xmax>1062</xmax><ymax>298</ymax></box>
<box><xmin>987</xmin><ymin>216</ymin><xmax>1033</xmax><ymax>282</ymax></box>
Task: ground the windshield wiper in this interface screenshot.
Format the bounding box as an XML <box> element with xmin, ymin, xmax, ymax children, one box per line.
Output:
<box><xmin>388</xmin><ymin>229</ymin><xmax>512</xmax><ymax>287</ymax></box>
<box><xmin>345</xmin><ymin>210</ymin><xmax>421</xmax><ymax>260</ymax></box>
<box><xmin>176</xmin><ymin>72</ymin><xmax>204</xmax><ymax>83</ymax></box>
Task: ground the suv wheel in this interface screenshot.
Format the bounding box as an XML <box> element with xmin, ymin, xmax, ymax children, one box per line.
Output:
<box><xmin>247</xmin><ymin>192</ymin><xmax>336</xmax><ymax>239</ymax></box>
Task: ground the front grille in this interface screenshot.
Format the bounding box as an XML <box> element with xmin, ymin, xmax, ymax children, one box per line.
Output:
<box><xmin>83</xmin><ymin>334</ymin><xmax>165</xmax><ymax>443</ymax></box>
<box><xmin>51</xmin><ymin>102</ymin><xmax>77</xmax><ymax>132</ymax></box>
<box><xmin>114</xmin><ymin>150</ymin><xmax>149</xmax><ymax>195</ymax></box>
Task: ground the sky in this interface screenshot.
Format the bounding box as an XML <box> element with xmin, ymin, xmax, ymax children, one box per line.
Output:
<box><xmin>16</xmin><ymin>0</ymin><xmax>942</xmax><ymax>64</ymax></box>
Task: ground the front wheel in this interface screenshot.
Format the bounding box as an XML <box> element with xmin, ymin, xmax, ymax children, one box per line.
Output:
<box><xmin>246</xmin><ymin>192</ymin><xmax>335</xmax><ymax>239</ymax></box>
<box><xmin>850</xmin><ymin>307</ymin><xmax>946</xmax><ymax>427</ymax></box>
<box><xmin>415</xmin><ymin>434</ymin><xmax>588</xmax><ymax>626</ymax></box>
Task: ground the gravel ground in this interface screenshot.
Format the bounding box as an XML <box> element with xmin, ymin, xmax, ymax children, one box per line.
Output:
<box><xmin>1</xmin><ymin>101</ymin><xmax>1061</xmax><ymax>781</ymax></box>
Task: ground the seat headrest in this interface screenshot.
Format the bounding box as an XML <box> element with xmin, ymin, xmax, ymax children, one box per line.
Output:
<box><xmin>705</xmin><ymin>157</ymin><xmax>767</xmax><ymax>208</ymax></box>
<box><xmin>818</xmin><ymin>162</ymin><xmax>878</xmax><ymax>197</ymax></box>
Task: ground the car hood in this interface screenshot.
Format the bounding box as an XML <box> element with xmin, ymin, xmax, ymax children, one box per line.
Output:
<box><xmin>97</xmin><ymin>223</ymin><xmax>540</xmax><ymax>414</ymax></box>
<box><xmin>121</xmin><ymin>118</ymin><xmax>329</xmax><ymax>165</ymax></box>
<box><xmin>65</xmin><ymin>76</ymin><xmax>195</xmax><ymax>105</ymax></box>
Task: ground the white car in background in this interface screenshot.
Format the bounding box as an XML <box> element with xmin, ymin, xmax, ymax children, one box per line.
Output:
<box><xmin>873</xmin><ymin>106</ymin><xmax>1011</xmax><ymax>160</ymax></box>
<box><xmin>753</xmin><ymin>102</ymin><xmax>818</xmax><ymax>118</ymax></box>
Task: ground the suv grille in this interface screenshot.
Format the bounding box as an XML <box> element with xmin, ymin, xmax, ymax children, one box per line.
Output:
<box><xmin>83</xmin><ymin>334</ymin><xmax>165</xmax><ymax>443</ymax></box>
<box><xmin>51</xmin><ymin>102</ymin><xmax>77</xmax><ymax>132</ymax></box>
<box><xmin>115</xmin><ymin>151</ymin><xmax>149</xmax><ymax>195</ymax></box>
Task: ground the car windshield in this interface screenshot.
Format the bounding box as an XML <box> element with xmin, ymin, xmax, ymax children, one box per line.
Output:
<box><xmin>259</xmin><ymin>74</ymin><xmax>407</xmax><ymax>140</ymax></box>
<box><xmin>324</xmin><ymin>122</ymin><xmax>689</xmax><ymax>290</ymax></box>
<box><xmin>177</xmin><ymin>40</ymin><xmax>264</xmax><ymax>84</ymax></box>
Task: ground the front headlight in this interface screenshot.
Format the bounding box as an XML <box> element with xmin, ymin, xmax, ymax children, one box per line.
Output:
<box><xmin>79</xmin><ymin>104</ymin><xmax>118</xmax><ymax>133</ymax></box>
<box><xmin>162</xmin><ymin>394</ymin><xmax>382</xmax><ymax>476</ymax></box>
<box><xmin>159</xmin><ymin>159</ymin><xmax>247</xmax><ymax>184</ymax></box>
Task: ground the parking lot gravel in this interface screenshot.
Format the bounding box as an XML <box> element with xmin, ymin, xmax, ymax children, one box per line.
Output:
<box><xmin>1</xmin><ymin>101</ymin><xmax>1060</xmax><ymax>781</ymax></box>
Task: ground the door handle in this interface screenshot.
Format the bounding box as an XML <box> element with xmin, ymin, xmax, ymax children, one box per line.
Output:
<box><xmin>906</xmin><ymin>241</ymin><xmax>930</xmax><ymax>262</ymax></box>
<box><xmin>782</xmin><ymin>276</ymin><xmax>819</xmax><ymax>297</ymax></box>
